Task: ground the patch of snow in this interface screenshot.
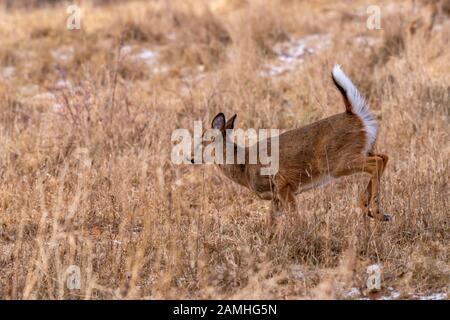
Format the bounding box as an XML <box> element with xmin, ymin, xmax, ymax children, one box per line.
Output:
<box><xmin>136</xmin><ymin>49</ymin><xmax>159</xmax><ymax>64</ymax></box>
<box><xmin>123</xmin><ymin>46</ymin><xmax>169</xmax><ymax>76</ymax></box>
<box><xmin>18</xmin><ymin>85</ymin><xmax>61</xmax><ymax>110</ymax></box>
<box><xmin>418</xmin><ymin>292</ymin><xmax>447</xmax><ymax>300</ymax></box>
<box><xmin>260</xmin><ymin>64</ymin><xmax>296</xmax><ymax>77</ymax></box>
<box><xmin>0</xmin><ymin>243</ymin><xmax>14</xmax><ymax>258</ymax></box>
<box><xmin>1</xmin><ymin>66</ymin><xmax>15</xmax><ymax>79</ymax></box>
<box><xmin>55</xmin><ymin>79</ymin><xmax>72</xmax><ymax>89</ymax></box>
<box><xmin>33</xmin><ymin>92</ymin><xmax>56</xmax><ymax>101</ymax></box>
<box><xmin>18</xmin><ymin>85</ymin><xmax>40</xmax><ymax>96</ymax></box>
<box><xmin>51</xmin><ymin>46</ymin><xmax>74</xmax><ymax>63</ymax></box>
<box><xmin>152</xmin><ymin>65</ymin><xmax>170</xmax><ymax>75</ymax></box>
<box><xmin>167</xmin><ymin>32</ymin><xmax>176</xmax><ymax>41</ymax></box>
<box><xmin>197</xmin><ymin>65</ymin><xmax>205</xmax><ymax>73</ymax></box>
<box><xmin>345</xmin><ymin>287</ymin><xmax>361</xmax><ymax>298</ymax></box>
<box><xmin>354</xmin><ymin>36</ymin><xmax>381</xmax><ymax>47</ymax></box>
<box><xmin>359</xmin><ymin>287</ymin><xmax>447</xmax><ymax>300</ymax></box>
<box><xmin>289</xmin><ymin>264</ymin><xmax>306</xmax><ymax>280</ymax></box>
<box><xmin>52</xmin><ymin>103</ymin><xmax>63</xmax><ymax>111</ymax></box>
<box><xmin>260</xmin><ymin>34</ymin><xmax>331</xmax><ymax>77</ymax></box>
<box><xmin>120</xmin><ymin>45</ymin><xmax>132</xmax><ymax>56</ymax></box>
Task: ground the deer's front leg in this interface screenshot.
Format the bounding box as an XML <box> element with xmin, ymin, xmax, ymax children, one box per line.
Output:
<box><xmin>269</xmin><ymin>197</ymin><xmax>283</xmax><ymax>227</ymax></box>
<box><xmin>277</xmin><ymin>185</ymin><xmax>298</xmax><ymax>215</ymax></box>
<box><xmin>268</xmin><ymin>185</ymin><xmax>298</xmax><ymax>229</ymax></box>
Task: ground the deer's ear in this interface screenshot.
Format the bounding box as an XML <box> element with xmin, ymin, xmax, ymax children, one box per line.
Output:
<box><xmin>211</xmin><ymin>113</ymin><xmax>226</xmax><ymax>130</ymax></box>
<box><xmin>225</xmin><ymin>114</ymin><xmax>237</xmax><ymax>130</ymax></box>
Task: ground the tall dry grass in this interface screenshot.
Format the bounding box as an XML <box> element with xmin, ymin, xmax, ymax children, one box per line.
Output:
<box><xmin>0</xmin><ymin>0</ymin><xmax>448</xmax><ymax>299</ymax></box>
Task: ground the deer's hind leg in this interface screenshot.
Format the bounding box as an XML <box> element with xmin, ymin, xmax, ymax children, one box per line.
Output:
<box><xmin>359</xmin><ymin>154</ymin><xmax>390</xmax><ymax>221</ymax></box>
<box><xmin>256</xmin><ymin>191</ymin><xmax>281</xmax><ymax>227</ymax></box>
<box><xmin>335</xmin><ymin>154</ymin><xmax>390</xmax><ymax>221</ymax></box>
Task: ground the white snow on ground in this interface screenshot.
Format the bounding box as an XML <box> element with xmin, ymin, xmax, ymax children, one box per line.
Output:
<box><xmin>55</xmin><ymin>79</ymin><xmax>72</xmax><ymax>89</ymax></box>
<box><xmin>260</xmin><ymin>34</ymin><xmax>331</xmax><ymax>77</ymax></box>
<box><xmin>1</xmin><ymin>66</ymin><xmax>15</xmax><ymax>79</ymax></box>
<box><xmin>167</xmin><ymin>32</ymin><xmax>176</xmax><ymax>41</ymax></box>
<box><xmin>345</xmin><ymin>287</ymin><xmax>361</xmax><ymax>298</ymax></box>
<box><xmin>135</xmin><ymin>49</ymin><xmax>169</xmax><ymax>75</ymax></box>
<box><xmin>181</xmin><ymin>65</ymin><xmax>206</xmax><ymax>84</ymax></box>
<box><xmin>120</xmin><ymin>45</ymin><xmax>132</xmax><ymax>56</ymax></box>
<box><xmin>354</xmin><ymin>35</ymin><xmax>381</xmax><ymax>47</ymax></box>
<box><xmin>121</xmin><ymin>45</ymin><xmax>169</xmax><ymax>75</ymax></box>
<box><xmin>17</xmin><ymin>85</ymin><xmax>64</xmax><ymax>112</ymax></box>
<box><xmin>136</xmin><ymin>49</ymin><xmax>159</xmax><ymax>63</ymax></box>
<box><xmin>32</xmin><ymin>92</ymin><xmax>56</xmax><ymax>101</ymax></box>
<box><xmin>343</xmin><ymin>287</ymin><xmax>448</xmax><ymax>300</ymax></box>
<box><xmin>120</xmin><ymin>33</ymin><xmax>328</xmax><ymax>81</ymax></box>
<box><xmin>417</xmin><ymin>292</ymin><xmax>448</xmax><ymax>300</ymax></box>
<box><xmin>52</xmin><ymin>103</ymin><xmax>63</xmax><ymax>111</ymax></box>
<box><xmin>51</xmin><ymin>46</ymin><xmax>74</xmax><ymax>63</ymax></box>
<box><xmin>289</xmin><ymin>264</ymin><xmax>307</xmax><ymax>280</ymax></box>
<box><xmin>18</xmin><ymin>85</ymin><xmax>40</xmax><ymax>96</ymax></box>
<box><xmin>352</xmin><ymin>35</ymin><xmax>382</xmax><ymax>54</ymax></box>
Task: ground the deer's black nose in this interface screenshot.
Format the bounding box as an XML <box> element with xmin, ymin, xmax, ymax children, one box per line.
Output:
<box><xmin>190</xmin><ymin>158</ymin><xmax>195</xmax><ymax>164</ymax></box>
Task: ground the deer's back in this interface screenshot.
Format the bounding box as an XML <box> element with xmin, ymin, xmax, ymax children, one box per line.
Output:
<box><xmin>246</xmin><ymin>112</ymin><xmax>368</xmax><ymax>195</ymax></box>
<box><xmin>278</xmin><ymin>112</ymin><xmax>367</xmax><ymax>170</ymax></box>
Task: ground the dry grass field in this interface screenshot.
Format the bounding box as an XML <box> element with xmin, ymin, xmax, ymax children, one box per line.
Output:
<box><xmin>0</xmin><ymin>0</ymin><xmax>448</xmax><ymax>299</ymax></box>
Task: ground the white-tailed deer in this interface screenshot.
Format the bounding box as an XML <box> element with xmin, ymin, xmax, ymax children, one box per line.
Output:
<box><xmin>193</xmin><ymin>65</ymin><xmax>390</xmax><ymax>223</ymax></box>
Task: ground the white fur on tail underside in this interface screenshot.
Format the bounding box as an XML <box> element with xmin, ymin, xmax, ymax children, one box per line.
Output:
<box><xmin>332</xmin><ymin>64</ymin><xmax>378</xmax><ymax>153</ymax></box>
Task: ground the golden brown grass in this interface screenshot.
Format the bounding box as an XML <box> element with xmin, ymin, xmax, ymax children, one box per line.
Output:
<box><xmin>0</xmin><ymin>0</ymin><xmax>448</xmax><ymax>299</ymax></box>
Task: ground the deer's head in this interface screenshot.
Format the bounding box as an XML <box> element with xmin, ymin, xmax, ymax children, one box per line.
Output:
<box><xmin>190</xmin><ymin>112</ymin><xmax>237</xmax><ymax>164</ymax></box>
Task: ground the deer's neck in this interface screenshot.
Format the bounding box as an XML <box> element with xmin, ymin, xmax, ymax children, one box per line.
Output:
<box><xmin>218</xmin><ymin>143</ymin><xmax>249</xmax><ymax>188</ymax></box>
<box><xmin>219</xmin><ymin>163</ymin><xmax>248</xmax><ymax>187</ymax></box>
